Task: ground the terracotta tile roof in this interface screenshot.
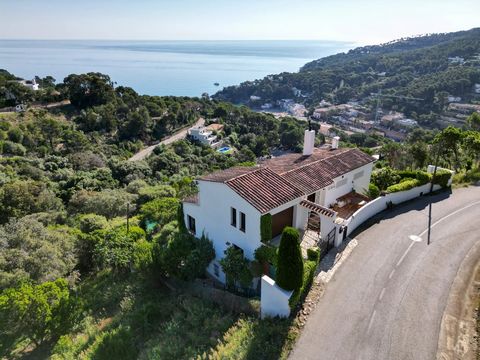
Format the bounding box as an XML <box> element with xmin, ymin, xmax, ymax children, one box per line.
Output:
<box><xmin>266</xmin><ymin>148</ymin><xmax>375</xmax><ymax>194</ymax></box>
<box><xmin>206</xmin><ymin>123</ymin><xmax>224</xmax><ymax>132</ymax></box>
<box><xmin>194</xmin><ymin>147</ymin><xmax>374</xmax><ymax>213</ymax></box>
<box><xmin>299</xmin><ymin>200</ymin><xmax>337</xmax><ymax>218</ymax></box>
<box><xmin>225</xmin><ymin>168</ymin><xmax>305</xmax><ymax>214</ymax></box>
<box><xmin>260</xmin><ymin>148</ymin><xmax>349</xmax><ymax>174</ymax></box>
<box><xmin>183</xmin><ymin>193</ymin><xmax>199</xmax><ymax>204</ymax></box>
<box><xmin>198</xmin><ymin>166</ymin><xmax>259</xmax><ymax>182</ymax></box>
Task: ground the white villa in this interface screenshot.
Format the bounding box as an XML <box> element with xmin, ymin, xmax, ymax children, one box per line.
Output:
<box><xmin>187</xmin><ymin>126</ymin><xmax>218</xmax><ymax>146</ymax></box>
<box><xmin>183</xmin><ymin>130</ymin><xmax>375</xmax><ymax>284</ymax></box>
<box><xmin>18</xmin><ymin>79</ymin><xmax>39</xmax><ymax>91</ymax></box>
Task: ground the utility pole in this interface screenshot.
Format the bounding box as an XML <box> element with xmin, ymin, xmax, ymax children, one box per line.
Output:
<box><xmin>426</xmin><ymin>143</ymin><xmax>441</xmax><ymax>245</ymax></box>
<box><xmin>126</xmin><ymin>203</ymin><xmax>130</xmax><ymax>233</ymax></box>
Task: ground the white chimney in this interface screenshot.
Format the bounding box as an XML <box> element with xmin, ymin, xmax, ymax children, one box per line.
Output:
<box><xmin>332</xmin><ymin>136</ymin><xmax>340</xmax><ymax>150</ymax></box>
<box><xmin>303</xmin><ymin>129</ymin><xmax>315</xmax><ymax>156</ymax></box>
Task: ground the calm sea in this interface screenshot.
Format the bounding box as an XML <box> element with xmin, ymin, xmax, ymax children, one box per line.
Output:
<box><xmin>0</xmin><ymin>40</ymin><xmax>353</xmax><ymax>96</ymax></box>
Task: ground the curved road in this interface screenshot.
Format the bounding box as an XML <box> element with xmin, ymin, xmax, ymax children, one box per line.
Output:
<box><xmin>290</xmin><ymin>186</ymin><xmax>480</xmax><ymax>360</ymax></box>
<box><xmin>128</xmin><ymin>117</ymin><xmax>205</xmax><ymax>161</ymax></box>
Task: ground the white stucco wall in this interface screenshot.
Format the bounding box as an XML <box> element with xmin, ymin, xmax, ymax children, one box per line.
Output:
<box><xmin>427</xmin><ymin>165</ymin><xmax>455</xmax><ymax>186</ymax></box>
<box><xmin>323</xmin><ymin>162</ymin><xmax>373</xmax><ymax>207</ymax></box>
<box><xmin>260</xmin><ymin>275</ymin><xmax>292</xmax><ymax>319</ymax></box>
<box><xmin>345</xmin><ymin>183</ymin><xmax>442</xmax><ymax>236</ymax></box>
<box><xmin>183</xmin><ymin>180</ymin><xmax>262</xmax><ymax>283</ymax></box>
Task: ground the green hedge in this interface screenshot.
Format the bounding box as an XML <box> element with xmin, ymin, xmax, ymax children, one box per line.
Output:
<box><xmin>289</xmin><ymin>260</ymin><xmax>317</xmax><ymax>308</ymax></box>
<box><xmin>386</xmin><ymin>178</ymin><xmax>421</xmax><ymax>193</ymax></box>
<box><xmin>397</xmin><ymin>170</ymin><xmax>432</xmax><ymax>185</ymax></box>
<box><xmin>367</xmin><ymin>183</ymin><xmax>380</xmax><ymax>199</ymax></box>
<box><xmin>260</xmin><ymin>214</ymin><xmax>272</xmax><ymax>244</ymax></box>
<box><xmin>306</xmin><ymin>248</ymin><xmax>320</xmax><ymax>263</ymax></box>
<box><xmin>254</xmin><ymin>245</ymin><xmax>277</xmax><ymax>266</ymax></box>
<box><xmin>432</xmin><ymin>169</ymin><xmax>452</xmax><ymax>188</ymax></box>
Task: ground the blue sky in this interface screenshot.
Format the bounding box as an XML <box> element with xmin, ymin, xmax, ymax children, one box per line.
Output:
<box><xmin>1</xmin><ymin>0</ymin><xmax>479</xmax><ymax>44</ymax></box>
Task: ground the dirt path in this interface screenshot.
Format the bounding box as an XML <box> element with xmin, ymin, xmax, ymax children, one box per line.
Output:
<box><xmin>436</xmin><ymin>240</ymin><xmax>480</xmax><ymax>360</ymax></box>
<box><xmin>128</xmin><ymin>117</ymin><xmax>205</xmax><ymax>161</ymax></box>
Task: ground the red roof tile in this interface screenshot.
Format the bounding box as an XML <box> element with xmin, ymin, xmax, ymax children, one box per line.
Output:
<box><xmin>198</xmin><ymin>166</ymin><xmax>259</xmax><ymax>182</ymax></box>
<box><xmin>193</xmin><ymin>147</ymin><xmax>374</xmax><ymax>213</ymax></box>
<box><xmin>225</xmin><ymin>168</ymin><xmax>305</xmax><ymax>213</ymax></box>
<box><xmin>183</xmin><ymin>193</ymin><xmax>199</xmax><ymax>204</ymax></box>
<box><xmin>267</xmin><ymin>148</ymin><xmax>374</xmax><ymax>194</ymax></box>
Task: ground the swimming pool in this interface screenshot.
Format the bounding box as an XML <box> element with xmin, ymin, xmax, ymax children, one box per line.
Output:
<box><xmin>217</xmin><ymin>146</ymin><xmax>231</xmax><ymax>154</ymax></box>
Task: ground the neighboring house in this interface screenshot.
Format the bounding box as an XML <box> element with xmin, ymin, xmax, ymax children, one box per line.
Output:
<box><xmin>474</xmin><ymin>84</ymin><xmax>480</xmax><ymax>94</ymax></box>
<box><xmin>183</xmin><ymin>130</ymin><xmax>375</xmax><ymax>284</ymax></box>
<box><xmin>18</xmin><ymin>79</ymin><xmax>39</xmax><ymax>91</ymax></box>
<box><xmin>395</xmin><ymin>118</ymin><xmax>418</xmax><ymax>127</ymax></box>
<box><xmin>447</xmin><ymin>95</ymin><xmax>462</xmax><ymax>103</ymax></box>
<box><xmin>187</xmin><ymin>126</ymin><xmax>218</xmax><ymax>146</ymax></box>
<box><xmin>448</xmin><ymin>56</ymin><xmax>465</xmax><ymax>65</ymax></box>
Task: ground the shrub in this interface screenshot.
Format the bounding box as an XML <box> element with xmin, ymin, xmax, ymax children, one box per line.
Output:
<box><xmin>276</xmin><ymin>227</ymin><xmax>303</xmax><ymax>291</ymax></box>
<box><xmin>68</xmin><ymin>189</ymin><xmax>137</xmax><ymax>219</ymax></box>
<box><xmin>371</xmin><ymin>167</ymin><xmax>401</xmax><ymax>191</ymax></box>
<box><xmin>398</xmin><ymin>170</ymin><xmax>432</xmax><ymax>185</ymax></box>
<box><xmin>386</xmin><ymin>179</ymin><xmax>421</xmax><ymax>193</ymax></box>
<box><xmin>0</xmin><ymin>279</ymin><xmax>78</xmax><ymax>347</ymax></box>
<box><xmin>137</xmin><ymin>184</ymin><xmax>176</xmax><ymax>205</ymax></box>
<box><xmin>138</xmin><ymin>197</ymin><xmax>179</xmax><ymax>228</ymax></box>
<box><xmin>153</xmin><ymin>225</ymin><xmax>214</xmax><ymax>280</ymax></box>
<box><xmin>93</xmin><ymin>226</ymin><xmax>146</xmax><ymax>271</ymax></box>
<box><xmin>132</xmin><ymin>239</ymin><xmax>153</xmax><ymax>271</ymax></box>
<box><xmin>89</xmin><ymin>325</ymin><xmax>138</xmax><ymax>360</ymax></box>
<box><xmin>432</xmin><ymin>169</ymin><xmax>452</xmax><ymax>188</ymax></box>
<box><xmin>177</xmin><ymin>203</ymin><xmax>186</xmax><ymax>232</ymax></box>
<box><xmin>415</xmin><ymin>171</ymin><xmax>432</xmax><ymax>185</ymax></box>
<box><xmin>220</xmin><ymin>246</ymin><xmax>252</xmax><ymax>288</ymax></box>
<box><xmin>254</xmin><ymin>245</ymin><xmax>277</xmax><ymax>266</ymax></box>
<box><xmin>181</xmin><ymin>233</ymin><xmax>215</xmax><ymax>280</ymax></box>
<box><xmin>289</xmin><ymin>259</ymin><xmax>317</xmax><ymax>308</ymax></box>
<box><xmin>367</xmin><ymin>183</ymin><xmax>380</xmax><ymax>199</ymax></box>
<box><xmin>306</xmin><ymin>248</ymin><xmax>320</xmax><ymax>263</ymax></box>
<box><xmin>260</xmin><ymin>214</ymin><xmax>272</xmax><ymax>243</ymax></box>
<box><xmin>1</xmin><ymin>140</ymin><xmax>26</xmax><ymax>156</ymax></box>
<box><xmin>78</xmin><ymin>214</ymin><xmax>108</xmax><ymax>233</ymax></box>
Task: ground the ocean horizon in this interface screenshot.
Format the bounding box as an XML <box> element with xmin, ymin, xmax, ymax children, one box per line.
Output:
<box><xmin>0</xmin><ymin>40</ymin><xmax>354</xmax><ymax>96</ymax></box>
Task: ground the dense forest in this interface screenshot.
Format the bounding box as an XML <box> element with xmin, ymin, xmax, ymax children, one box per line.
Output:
<box><xmin>214</xmin><ymin>28</ymin><xmax>480</xmax><ymax>118</ymax></box>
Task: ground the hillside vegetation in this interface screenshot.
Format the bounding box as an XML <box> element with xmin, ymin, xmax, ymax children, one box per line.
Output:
<box><xmin>214</xmin><ymin>28</ymin><xmax>480</xmax><ymax>118</ymax></box>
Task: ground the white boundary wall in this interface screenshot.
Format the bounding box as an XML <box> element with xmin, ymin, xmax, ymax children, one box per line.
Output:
<box><xmin>260</xmin><ymin>275</ymin><xmax>293</xmax><ymax>319</ymax></box>
<box><xmin>345</xmin><ymin>183</ymin><xmax>442</xmax><ymax>236</ymax></box>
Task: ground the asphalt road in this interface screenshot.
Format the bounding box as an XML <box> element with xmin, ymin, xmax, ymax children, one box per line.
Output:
<box><xmin>290</xmin><ymin>186</ymin><xmax>480</xmax><ymax>360</ymax></box>
<box><xmin>128</xmin><ymin>117</ymin><xmax>205</xmax><ymax>161</ymax></box>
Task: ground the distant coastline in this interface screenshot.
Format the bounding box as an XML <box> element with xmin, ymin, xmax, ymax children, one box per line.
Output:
<box><xmin>0</xmin><ymin>40</ymin><xmax>353</xmax><ymax>96</ymax></box>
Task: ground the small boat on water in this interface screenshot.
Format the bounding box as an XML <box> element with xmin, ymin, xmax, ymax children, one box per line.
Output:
<box><xmin>214</xmin><ymin>82</ymin><xmax>220</xmax><ymax>86</ymax></box>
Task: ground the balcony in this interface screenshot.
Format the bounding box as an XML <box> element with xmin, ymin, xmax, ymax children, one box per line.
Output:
<box><xmin>331</xmin><ymin>191</ymin><xmax>370</xmax><ymax>220</ymax></box>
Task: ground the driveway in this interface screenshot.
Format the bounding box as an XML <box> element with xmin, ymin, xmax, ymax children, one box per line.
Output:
<box><xmin>290</xmin><ymin>186</ymin><xmax>480</xmax><ymax>360</ymax></box>
<box><xmin>128</xmin><ymin>117</ymin><xmax>205</xmax><ymax>161</ymax></box>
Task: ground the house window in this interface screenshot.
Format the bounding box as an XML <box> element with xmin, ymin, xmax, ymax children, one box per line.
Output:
<box><xmin>240</xmin><ymin>212</ymin><xmax>246</xmax><ymax>232</ymax></box>
<box><xmin>213</xmin><ymin>263</ymin><xmax>220</xmax><ymax>277</ymax></box>
<box><xmin>336</xmin><ymin>178</ymin><xmax>348</xmax><ymax>188</ymax></box>
<box><xmin>231</xmin><ymin>207</ymin><xmax>237</xmax><ymax>227</ymax></box>
<box><xmin>354</xmin><ymin>170</ymin><xmax>364</xmax><ymax>180</ymax></box>
<box><xmin>187</xmin><ymin>215</ymin><xmax>196</xmax><ymax>234</ymax></box>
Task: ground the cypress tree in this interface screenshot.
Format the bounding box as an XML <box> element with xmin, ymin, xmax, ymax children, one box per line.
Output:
<box><xmin>275</xmin><ymin>227</ymin><xmax>303</xmax><ymax>291</ymax></box>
